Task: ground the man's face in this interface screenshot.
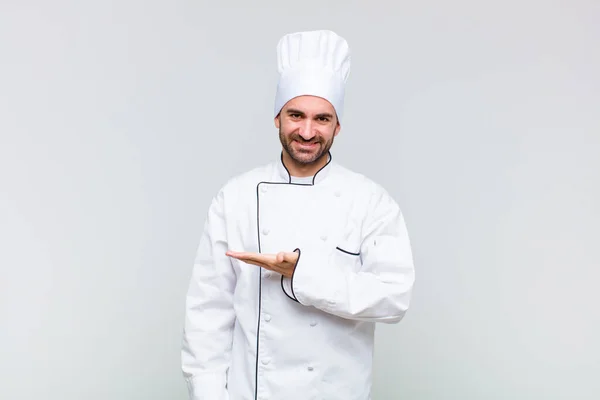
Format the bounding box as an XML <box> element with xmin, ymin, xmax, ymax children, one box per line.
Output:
<box><xmin>275</xmin><ymin>95</ymin><xmax>341</xmax><ymax>165</ymax></box>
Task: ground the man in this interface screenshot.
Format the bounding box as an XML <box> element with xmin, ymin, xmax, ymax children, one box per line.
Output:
<box><xmin>182</xmin><ymin>30</ymin><xmax>415</xmax><ymax>400</ymax></box>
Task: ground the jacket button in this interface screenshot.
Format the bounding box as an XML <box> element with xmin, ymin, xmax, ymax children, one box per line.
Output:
<box><xmin>261</xmin><ymin>185</ymin><xmax>268</xmax><ymax>193</ymax></box>
<box><xmin>334</xmin><ymin>190</ymin><xmax>341</xmax><ymax>197</ymax></box>
<box><xmin>261</xmin><ymin>358</ymin><xmax>270</xmax><ymax>365</ymax></box>
<box><xmin>307</xmin><ymin>366</ymin><xmax>314</xmax><ymax>371</ymax></box>
<box><xmin>310</xmin><ymin>321</ymin><xmax>317</xmax><ymax>327</ymax></box>
<box><xmin>320</xmin><ymin>235</ymin><xmax>327</xmax><ymax>241</ymax></box>
<box><xmin>262</xmin><ymin>228</ymin><xmax>270</xmax><ymax>235</ymax></box>
<box><xmin>264</xmin><ymin>314</ymin><xmax>271</xmax><ymax>322</ymax></box>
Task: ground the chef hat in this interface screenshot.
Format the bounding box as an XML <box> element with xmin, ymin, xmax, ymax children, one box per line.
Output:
<box><xmin>274</xmin><ymin>30</ymin><xmax>351</xmax><ymax>122</ymax></box>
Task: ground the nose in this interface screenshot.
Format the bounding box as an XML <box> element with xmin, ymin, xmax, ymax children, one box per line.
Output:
<box><xmin>298</xmin><ymin>120</ymin><xmax>317</xmax><ymax>140</ymax></box>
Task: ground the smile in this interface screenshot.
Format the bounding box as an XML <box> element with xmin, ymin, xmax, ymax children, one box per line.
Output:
<box><xmin>294</xmin><ymin>141</ymin><xmax>319</xmax><ymax>150</ymax></box>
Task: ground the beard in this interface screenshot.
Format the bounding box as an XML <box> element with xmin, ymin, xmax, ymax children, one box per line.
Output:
<box><xmin>279</xmin><ymin>128</ymin><xmax>335</xmax><ymax>165</ymax></box>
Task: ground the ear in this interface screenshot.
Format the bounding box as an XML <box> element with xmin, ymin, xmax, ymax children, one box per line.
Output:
<box><xmin>334</xmin><ymin>121</ymin><xmax>341</xmax><ymax>137</ymax></box>
<box><xmin>274</xmin><ymin>114</ymin><xmax>280</xmax><ymax>128</ymax></box>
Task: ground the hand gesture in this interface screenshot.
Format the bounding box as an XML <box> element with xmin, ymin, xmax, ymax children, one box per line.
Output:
<box><xmin>226</xmin><ymin>250</ymin><xmax>299</xmax><ymax>278</ymax></box>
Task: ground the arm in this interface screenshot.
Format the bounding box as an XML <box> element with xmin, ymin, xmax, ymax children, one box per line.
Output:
<box><xmin>182</xmin><ymin>189</ymin><xmax>235</xmax><ymax>400</ymax></box>
<box><xmin>283</xmin><ymin>189</ymin><xmax>415</xmax><ymax>323</ymax></box>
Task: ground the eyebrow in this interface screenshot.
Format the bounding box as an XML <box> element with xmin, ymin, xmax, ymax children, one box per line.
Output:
<box><xmin>315</xmin><ymin>113</ymin><xmax>334</xmax><ymax>119</ymax></box>
<box><xmin>286</xmin><ymin>109</ymin><xmax>334</xmax><ymax>119</ymax></box>
<box><xmin>286</xmin><ymin>109</ymin><xmax>305</xmax><ymax>115</ymax></box>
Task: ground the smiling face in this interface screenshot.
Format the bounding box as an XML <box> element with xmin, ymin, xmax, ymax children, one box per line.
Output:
<box><xmin>275</xmin><ymin>95</ymin><xmax>341</xmax><ymax>167</ymax></box>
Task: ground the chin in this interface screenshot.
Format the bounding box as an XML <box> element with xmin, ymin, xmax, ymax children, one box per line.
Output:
<box><xmin>292</xmin><ymin>151</ymin><xmax>322</xmax><ymax>165</ymax></box>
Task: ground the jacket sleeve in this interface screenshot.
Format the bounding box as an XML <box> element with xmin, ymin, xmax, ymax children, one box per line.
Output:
<box><xmin>283</xmin><ymin>188</ymin><xmax>415</xmax><ymax>323</ymax></box>
<box><xmin>182</xmin><ymin>189</ymin><xmax>235</xmax><ymax>400</ymax></box>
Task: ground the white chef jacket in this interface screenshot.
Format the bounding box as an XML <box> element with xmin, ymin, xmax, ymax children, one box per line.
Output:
<box><xmin>182</xmin><ymin>152</ymin><xmax>415</xmax><ymax>400</ymax></box>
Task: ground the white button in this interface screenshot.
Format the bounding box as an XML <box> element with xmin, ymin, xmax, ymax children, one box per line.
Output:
<box><xmin>261</xmin><ymin>358</ymin><xmax>270</xmax><ymax>365</ymax></box>
<box><xmin>264</xmin><ymin>314</ymin><xmax>271</xmax><ymax>322</ymax></box>
<box><xmin>307</xmin><ymin>366</ymin><xmax>314</xmax><ymax>371</ymax></box>
<box><xmin>262</xmin><ymin>228</ymin><xmax>270</xmax><ymax>235</ymax></box>
<box><xmin>310</xmin><ymin>321</ymin><xmax>317</xmax><ymax>327</ymax></box>
<box><xmin>261</xmin><ymin>185</ymin><xmax>268</xmax><ymax>193</ymax></box>
<box><xmin>320</xmin><ymin>235</ymin><xmax>328</xmax><ymax>241</ymax></box>
<box><xmin>263</xmin><ymin>271</ymin><xmax>273</xmax><ymax>278</ymax></box>
<box><xmin>334</xmin><ymin>191</ymin><xmax>341</xmax><ymax>197</ymax></box>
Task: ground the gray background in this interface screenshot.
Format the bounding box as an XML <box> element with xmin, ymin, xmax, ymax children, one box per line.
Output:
<box><xmin>1</xmin><ymin>1</ymin><xmax>599</xmax><ymax>399</ymax></box>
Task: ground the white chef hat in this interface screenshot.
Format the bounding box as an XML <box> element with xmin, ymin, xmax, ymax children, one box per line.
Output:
<box><xmin>274</xmin><ymin>30</ymin><xmax>351</xmax><ymax>122</ymax></box>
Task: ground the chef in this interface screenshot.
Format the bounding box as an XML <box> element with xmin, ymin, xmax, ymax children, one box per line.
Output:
<box><xmin>181</xmin><ymin>29</ymin><xmax>415</xmax><ymax>400</ymax></box>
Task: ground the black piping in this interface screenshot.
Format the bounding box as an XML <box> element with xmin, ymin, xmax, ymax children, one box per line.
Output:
<box><xmin>280</xmin><ymin>150</ymin><xmax>332</xmax><ymax>185</ymax></box>
<box><xmin>289</xmin><ymin>247</ymin><xmax>302</xmax><ymax>303</ymax></box>
<box><xmin>253</xmin><ymin>183</ymin><xmax>263</xmax><ymax>400</ymax></box>
<box><xmin>280</xmin><ymin>276</ymin><xmax>298</xmax><ymax>302</ymax></box>
<box><xmin>253</xmin><ymin>151</ymin><xmax>332</xmax><ymax>399</ymax></box>
<box><xmin>335</xmin><ymin>246</ymin><xmax>360</xmax><ymax>256</ymax></box>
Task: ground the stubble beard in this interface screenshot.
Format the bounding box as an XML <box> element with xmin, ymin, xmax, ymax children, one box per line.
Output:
<box><xmin>279</xmin><ymin>128</ymin><xmax>334</xmax><ymax>166</ymax></box>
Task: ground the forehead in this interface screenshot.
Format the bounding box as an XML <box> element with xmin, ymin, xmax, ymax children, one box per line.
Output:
<box><xmin>283</xmin><ymin>95</ymin><xmax>335</xmax><ymax>115</ymax></box>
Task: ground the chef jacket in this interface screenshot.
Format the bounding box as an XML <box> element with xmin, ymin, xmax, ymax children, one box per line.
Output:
<box><xmin>182</xmin><ymin>152</ymin><xmax>415</xmax><ymax>400</ymax></box>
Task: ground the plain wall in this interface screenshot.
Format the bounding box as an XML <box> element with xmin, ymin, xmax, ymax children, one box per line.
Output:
<box><xmin>1</xmin><ymin>1</ymin><xmax>599</xmax><ymax>399</ymax></box>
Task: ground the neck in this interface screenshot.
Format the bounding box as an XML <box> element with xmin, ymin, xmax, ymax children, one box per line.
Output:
<box><xmin>281</xmin><ymin>150</ymin><xmax>329</xmax><ymax>177</ymax></box>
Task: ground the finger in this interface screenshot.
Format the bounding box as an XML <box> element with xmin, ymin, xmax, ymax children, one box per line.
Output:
<box><xmin>226</xmin><ymin>250</ymin><xmax>251</xmax><ymax>257</ymax></box>
<box><xmin>237</xmin><ymin>258</ymin><xmax>269</xmax><ymax>269</ymax></box>
<box><xmin>227</xmin><ymin>251</ymin><xmax>277</xmax><ymax>270</ymax></box>
<box><xmin>227</xmin><ymin>251</ymin><xmax>260</xmax><ymax>261</ymax></box>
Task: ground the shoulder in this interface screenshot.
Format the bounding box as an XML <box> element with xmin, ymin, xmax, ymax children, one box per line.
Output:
<box><xmin>330</xmin><ymin>161</ymin><xmax>400</xmax><ymax>213</ymax></box>
<box><xmin>331</xmin><ymin>162</ymin><xmax>390</xmax><ymax>197</ymax></box>
<box><xmin>215</xmin><ymin>160</ymin><xmax>275</xmax><ymax>198</ymax></box>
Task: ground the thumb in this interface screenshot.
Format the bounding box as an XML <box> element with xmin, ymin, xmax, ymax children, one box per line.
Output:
<box><xmin>276</xmin><ymin>252</ymin><xmax>286</xmax><ymax>263</ymax></box>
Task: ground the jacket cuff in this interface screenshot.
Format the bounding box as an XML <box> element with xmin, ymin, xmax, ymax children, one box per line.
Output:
<box><xmin>289</xmin><ymin>247</ymin><xmax>342</xmax><ymax>310</ymax></box>
<box><xmin>280</xmin><ymin>248</ymin><xmax>300</xmax><ymax>302</ymax></box>
<box><xmin>185</xmin><ymin>374</ymin><xmax>229</xmax><ymax>400</ymax></box>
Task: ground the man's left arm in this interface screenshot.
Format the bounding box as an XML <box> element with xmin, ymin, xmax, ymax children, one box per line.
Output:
<box><xmin>284</xmin><ymin>190</ymin><xmax>415</xmax><ymax>323</ymax></box>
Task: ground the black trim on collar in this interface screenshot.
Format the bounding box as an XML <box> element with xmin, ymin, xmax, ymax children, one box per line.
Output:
<box><xmin>279</xmin><ymin>150</ymin><xmax>332</xmax><ymax>185</ymax></box>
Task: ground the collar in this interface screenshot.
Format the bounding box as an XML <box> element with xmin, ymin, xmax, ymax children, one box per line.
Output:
<box><xmin>274</xmin><ymin>151</ymin><xmax>333</xmax><ymax>185</ymax></box>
